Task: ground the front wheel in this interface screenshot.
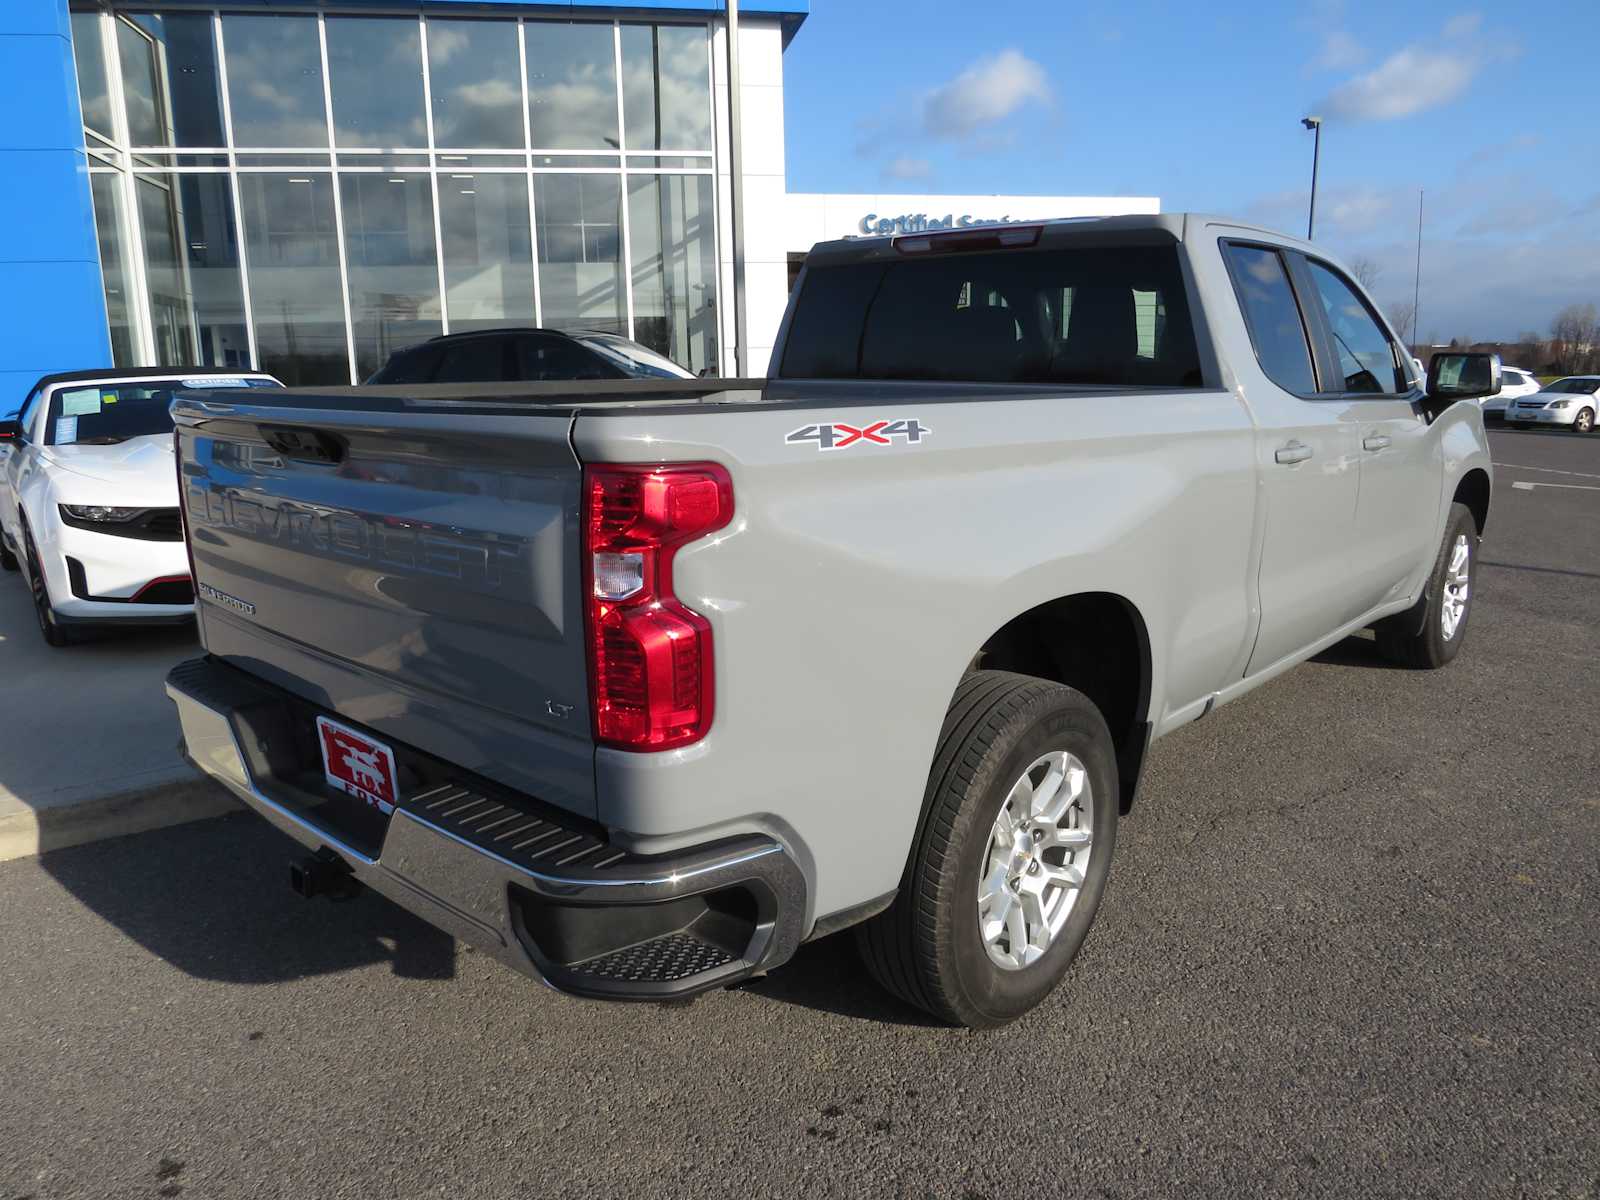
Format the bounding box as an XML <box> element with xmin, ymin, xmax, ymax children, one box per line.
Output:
<box><xmin>1574</xmin><ymin>407</ymin><xmax>1595</xmax><ymax>434</ymax></box>
<box><xmin>856</xmin><ymin>671</ymin><xmax>1118</xmax><ymax>1028</ymax></box>
<box><xmin>1375</xmin><ymin>502</ymin><xmax>1477</xmax><ymax>669</ymax></box>
<box><xmin>23</xmin><ymin>526</ymin><xmax>73</xmax><ymax>647</ymax></box>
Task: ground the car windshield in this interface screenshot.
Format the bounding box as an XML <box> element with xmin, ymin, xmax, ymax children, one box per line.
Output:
<box><xmin>1543</xmin><ymin>377</ymin><xmax>1600</xmax><ymax>394</ymax></box>
<box><xmin>47</xmin><ymin>377</ymin><xmax>278</xmax><ymax>445</ymax></box>
<box><xmin>572</xmin><ymin>334</ymin><xmax>695</xmax><ymax>380</ymax></box>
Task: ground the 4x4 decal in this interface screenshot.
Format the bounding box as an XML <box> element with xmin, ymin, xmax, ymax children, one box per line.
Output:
<box><xmin>785</xmin><ymin>418</ymin><xmax>930</xmax><ymax>452</ymax></box>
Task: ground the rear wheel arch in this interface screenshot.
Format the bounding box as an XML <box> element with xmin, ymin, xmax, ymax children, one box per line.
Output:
<box><xmin>968</xmin><ymin>591</ymin><xmax>1153</xmax><ymax>814</ymax></box>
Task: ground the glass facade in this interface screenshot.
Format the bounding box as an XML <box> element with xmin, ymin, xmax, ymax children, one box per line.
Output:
<box><xmin>69</xmin><ymin>8</ymin><xmax>721</xmax><ymax>383</ymax></box>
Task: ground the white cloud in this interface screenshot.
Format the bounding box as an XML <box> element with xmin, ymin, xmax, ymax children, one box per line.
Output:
<box><xmin>1443</xmin><ymin>11</ymin><xmax>1483</xmax><ymax>37</ymax></box>
<box><xmin>1311</xmin><ymin>31</ymin><xmax>1367</xmax><ymax>72</ymax></box>
<box><xmin>884</xmin><ymin>155</ymin><xmax>932</xmax><ymax>181</ymax></box>
<box><xmin>922</xmin><ymin>49</ymin><xmax>1051</xmax><ymax>141</ymax></box>
<box><xmin>1319</xmin><ymin>46</ymin><xmax>1480</xmax><ymax>121</ymax></box>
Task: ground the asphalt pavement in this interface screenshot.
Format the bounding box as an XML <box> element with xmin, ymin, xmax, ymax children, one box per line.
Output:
<box><xmin>2</xmin><ymin>426</ymin><xmax>1597</xmax><ymax>1200</ymax></box>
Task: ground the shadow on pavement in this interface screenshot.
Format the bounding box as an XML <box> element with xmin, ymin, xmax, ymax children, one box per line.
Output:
<box><xmin>39</xmin><ymin>809</ymin><xmax>457</xmax><ymax>984</ymax></box>
<box><xmin>737</xmin><ymin>932</ymin><xmax>944</xmax><ymax>1028</ymax></box>
<box><xmin>1309</xmin><ymin>631</ymin><xmax>1411</xmax><ymax>671</ymax></box>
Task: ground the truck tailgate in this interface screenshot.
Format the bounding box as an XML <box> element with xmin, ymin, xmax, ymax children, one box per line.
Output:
<box><xmin>173</xmin><ymin>395</ymin><xmax>596</xmax><ymax>818</ymax></box>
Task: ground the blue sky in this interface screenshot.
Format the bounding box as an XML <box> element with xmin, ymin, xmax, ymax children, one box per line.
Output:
<box><xmin>782</xmin><ymin>0</ymin><xmax>1600</xmax><ymax>344</ymax></box>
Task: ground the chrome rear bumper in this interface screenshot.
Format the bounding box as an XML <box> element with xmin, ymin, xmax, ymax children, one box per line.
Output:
<box><xmin>166</xmin><ymin>657</ymin><xmax>806</xmax><ymax>1000</ymax></box>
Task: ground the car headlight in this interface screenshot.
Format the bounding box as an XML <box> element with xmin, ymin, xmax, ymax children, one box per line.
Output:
<box><xmin>60</xmin><ymin>504</ymin><xmax>147</xmax><ymax>523</ymax></box>
<box><xmin>1549</xmin><ymin>400</ymin><xmax>1572</xmax><ymax>410</ymax></box>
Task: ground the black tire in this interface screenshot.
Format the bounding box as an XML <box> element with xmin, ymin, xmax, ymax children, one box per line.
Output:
<box><xmin>1375</xmin><ymin>502</ymin><xmax>1477</xmax><ymax>669</ymax></box>
<box><xmin>1575</xmin><ymin>407</ymin><xmax>1595</xmax><ymax>434</ymax></box>
<box><xmin>0</xmin><ymin>537</ymin><xmax>16</xmax><ymax>571</ymax></box>
<box><xmin>22</xmin><ymin>525</ymin><xmax>73</xmax><ymax>647</ymax></box>
<box><xmin>856</xmin><ymin>671</ymin><xmax>1118</xmax><ymax>1028</ymax></box>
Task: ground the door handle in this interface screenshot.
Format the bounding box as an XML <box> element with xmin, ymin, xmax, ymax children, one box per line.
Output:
<box><xmin>1274</xmin><ymin>440</ymin><xmax>1313</xmax><ymax>465</ymax></box>
<box><xmin>1363</xmin><ymin>434</ymin><xmax>1392</xmax><ymax>451</ymax></box>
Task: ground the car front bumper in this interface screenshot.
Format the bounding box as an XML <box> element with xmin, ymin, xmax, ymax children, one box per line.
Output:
<box><xmin>1505</xmin><ymin>408</ymin><xmax>1577</xmax><ymax>425</ymax></box>
<box><xmin>165</xmin><ymin>656</ymin><xmax>807</xmax><ymax>1001</ymax></box>
<box><xmin>47</xmin><ymin>518</ymin><xmax>193</xmax><ymax>621</ymax></box>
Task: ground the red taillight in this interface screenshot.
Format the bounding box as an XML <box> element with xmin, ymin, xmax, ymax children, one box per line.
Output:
<box><xmin>583</xmin><ymin>463</ymin><xmax>733</xmax><ymax>751</ymax></box>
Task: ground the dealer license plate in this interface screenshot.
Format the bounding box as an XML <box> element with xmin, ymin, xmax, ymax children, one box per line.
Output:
<box><xmin>315</xmin><ymin>716</ymin><xmax>399</xmax><ymax>815</ymax></box>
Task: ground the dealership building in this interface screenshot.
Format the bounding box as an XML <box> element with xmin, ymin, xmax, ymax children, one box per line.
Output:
<box><xmin>5</xmin><ymin>1</ymin><xmax>1156</xmax><ymax>393</ymax></box>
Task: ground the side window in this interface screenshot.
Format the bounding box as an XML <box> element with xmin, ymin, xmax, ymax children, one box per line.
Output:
<box><xmin>15</xmin><ymin>388</ymin><xmax>44</xmax><ymax>442</ymax></box>
<box><xmin>1305</xmin><ymin>260</ymin><xmax>1405</xmax><ymax>394</ymax></box>
<box><xmin>433</xmin><ymin>338</ymin><xmax>510</xmax><ymax>383</ymax></box>
<box><xmin>1222</xmin><ymin>243</ymin><xmax>1317</xmax><ymax>394</ymax></box>
<box><xmin>515</xmin><ymin>337</ymin><xmax>615</xmax><ymax>381</ymax></box>
<box><xmin>369</xmin><ymin>344</ymin><xmax>443</xmax><ymax>384</ymax></box>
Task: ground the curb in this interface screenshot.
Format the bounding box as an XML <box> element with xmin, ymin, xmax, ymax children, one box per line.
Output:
<box><xmin>0</xmin><ymin>775</ymin><xmax>240</xmax><ymax>863</ymax></box>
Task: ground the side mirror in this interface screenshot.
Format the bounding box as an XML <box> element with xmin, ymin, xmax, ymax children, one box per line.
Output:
<box><xmin>1426</xmin><ymin>352</ymin><xmax>1501</xmax><ymax>402</ymax></box>
<box><xmin>0</xmin><ymin>418</ymin><xmax>20</xmax><ymax>442</ymax></box>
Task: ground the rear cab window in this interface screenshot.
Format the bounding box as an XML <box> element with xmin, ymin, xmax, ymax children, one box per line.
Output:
<box><xmin>780</xmin><ymin>241</ymin><xmax>1204</xmax><ymax>387</ymax></box>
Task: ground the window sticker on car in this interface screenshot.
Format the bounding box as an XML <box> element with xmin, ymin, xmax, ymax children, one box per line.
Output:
<box><xmin>180</xmin><ymin>376</ymin><xmax>254</xmax><ymax>389</ymax></box>
<box><xmin>785</xmin><ymin>418</ymin><xmax>930</xmax><ymax>452</ymax></box>
<box><xmin>59</xmin><ymin>389</ymin><xmax>102</xmax><ymax>417</ymax></box>
<box><xmin>55</xmin><ymin>416</ymin><xmax>78</xmax><ymax>444</ymax></box>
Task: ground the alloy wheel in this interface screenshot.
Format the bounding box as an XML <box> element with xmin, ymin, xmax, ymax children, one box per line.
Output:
<box><xmin>977</xmin><ymin>750</ymin><xmax>1095</xmax><ymax>970</ymax></box>
<box><xmin>1440</xmin><ymin>533</ymin><xmax>1471</xmax><ymax>641</ymax></box>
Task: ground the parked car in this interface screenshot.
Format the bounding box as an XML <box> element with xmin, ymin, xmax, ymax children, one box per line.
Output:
<box><xmin>1502</xmin><ymin>376</ymin><xmax>1599</xmax><ymax>433</ymax></box>
<box><xmin>0</xmin><ymin>367</ymin><xmax>282</xmax><ymax>645</ymax></box>
<box><xmin>166</xmin><ymin>215</ymin><xmax>1495</xmax><ymax>1027</ymax></box>
<box><xmin>1479</xmin><ymin>365</ymin><xmax>1541</xmax><ymax>417</ymax></box>
<box><xmin>367</xmin><ymin>328</ymin><xmax>695</xmax><ymax>385</ymax></box>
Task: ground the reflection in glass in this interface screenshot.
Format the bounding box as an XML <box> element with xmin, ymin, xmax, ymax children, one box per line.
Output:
<box><xmin>71</xmin><ymin>13</ymin><xmax>114</xmax><ymax>136</ymax></box>
<box><xmin>534</xmin><ymin>173</ymin><xmax>624</xmax><ymax>334</ymax></box>
<box><xmin>89</xmin><ymin>173</ymin><xmax>136</xmax><ymax>366</ymax></box>
<box><xmin>221</xmin><ymin>15</ymin><xmax>327</xmax><ymax>148</ymax></box>
<box><xmin>237</xmin><ymin>174</ymin><xmax>348</xmax><ymax>383</ymax></box>
<box><xmin>525</xmin><ymin>23</ymin><xmax>619</xmax><ymax>150</ymax></box>
<box><xmin>324</xmin><ymin>18</ymin><xmax>427</xmax><ymax>149</ymax></box>
<box><xmin>426</xmin><ymin>20</ymin><xmax>523</xmax><ymax>149</ymax></box>
<box><xmin>439</xmin><ymin>173</ymin><xmax>534</xmax><ymax>332</ymax></box>
<box><xmin>340</xmin><ymin>175</ymin><xmax>441</xmax><ymax>379</ymax></box>
<box><xmin>621</xmin><ymin>25</ymin><xmax>711</xmax><ymax>151</ymax></box>
<box><xmin>629</xmin><ymin>174</ymin><xmax>718</xmax><ymax>373</ymax></box>
<box><xmin>122</xmin><ymin>13</ymin><xmax>227</xmax><ymax>148</ymax></box>
<box><xmin>135</xmin><ymin>174</ymin><xmax>250</xmax><ymax>368</ymax></box>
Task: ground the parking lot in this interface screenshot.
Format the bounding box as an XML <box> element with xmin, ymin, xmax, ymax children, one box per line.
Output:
<box><xmin>1</xmin><ymin>426</ymin><xmax>1596</xmax><ymax>1200</ymax></box>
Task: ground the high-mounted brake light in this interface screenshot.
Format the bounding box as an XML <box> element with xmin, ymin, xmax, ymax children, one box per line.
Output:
<box><xmin>895</xmin><ymin>224</ymin><xmax>1043</xmax><ymax>255</ymax></box>
<box><xmin>583</xmin><ymin>463</ymin><xmax>733</xmax><ymax>751</ymax></box>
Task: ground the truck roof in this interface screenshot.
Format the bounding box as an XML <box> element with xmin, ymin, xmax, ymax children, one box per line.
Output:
<box><xmin>808</xmin><ymin>212</ymin><xmax>1313</xmax><ymax>266</ymax></box>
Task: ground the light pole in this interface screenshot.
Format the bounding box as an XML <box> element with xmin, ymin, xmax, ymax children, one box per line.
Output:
<box><xmin>1301</xmin><ymin>116</ymin><xmax>1322</xmax><ymax>240</ymax></box>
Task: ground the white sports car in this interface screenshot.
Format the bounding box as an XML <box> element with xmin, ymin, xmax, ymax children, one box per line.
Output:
<box><xmin>0</xmin><ymin>367</ymin><xmax>281</xmax><ymax>645</ymax></box>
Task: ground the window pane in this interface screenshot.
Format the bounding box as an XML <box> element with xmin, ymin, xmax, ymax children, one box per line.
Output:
<box><xmin>325</xmin><ymin>17</ymin><xmax>427</xmax><ymax>149</ymax></box>
<box><xmin>237</xmin><ymin>174</ymin><xmax>348</xmax><ymax>384</ymax></box>
<box><xmin>517</xmin><ymin>335</ymin><xmax>614</xmax><ymax>380</ymax></box>
<box><xmin>1223</xmin><ymin>244</ymin><xmax>1317</xmax><ymax>394</ymax></box>
<box><xmin>628</xmin><ymin>173</ymin><xmax>717</xmax><ymax>373</ymax></box>
<box><xmin>525</xmin><ymin>23</ymin><xmax>619</xmax><ymax>150</ymax></box>
<box><xmin>426</xmin><ymin>20</ymin><xmax>523</xmax><ymax>149</ymax></box>
<box><xmin>340</xmin><ymin>174</ymin><xmax>441</xmax><ymax>380</ymax></box>
<box><xmin>783</xmin><ymin>245</ymin><xmax>1202</xmax><ymax>386</ymax></box>
<box><xmin>89</xmin><ymin>173</ymin><xmax>137</xmax><ymax>366</ymax></box>
<box><xmin>1306</xmin><ymin>260</ymin><xmax>1404</xmax><ymax>394</ymax></box>
<box><xmin>122</xmin><ymin>14</ymin><xmax>227</xmax><ymax>148</ymax></box>
<box><xmin>433</xmin><ymin>337</ymin><xmax>509</xmax><ymax>383</ymax></box>
<box><xmin>621</xmin><ymin>25</ymin><xmax>710</xmax><ymax>151</ymax></box>
<box><xmin>222</xmin><ymin>15</ymin><xmax>328</xmax><ymax>148</ymax></box>
<box><xmin>533</xmin><ymin>173</ymin><xmax>624</xmax><ymax>334</ymax></box>
<box><xmin>72</xmin><ymin>13</ymin><xmax>114</xmax><ymax>136</ymax></box>
<box><xmin>439</xmin><ymin>172</ymin><xmax>534</xmax><ymax>333</ymax></box>
<box><xmin>135</xmin><ymin>174</ymin><xmax>250</xmax><ymax>369</ymax></box>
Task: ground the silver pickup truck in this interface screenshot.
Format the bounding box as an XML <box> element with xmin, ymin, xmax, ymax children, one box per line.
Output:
<box><xmin>167</xmin><ymin>214</ymin><xmax>1497</xmax><ymax>1028</ymax></box>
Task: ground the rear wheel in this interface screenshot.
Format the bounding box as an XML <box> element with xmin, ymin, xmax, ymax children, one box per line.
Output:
<box><xmin>0</xmin><ymin>536</ymin><xmax>16</xmax><ymax>571</ymax></box>
<box><xmin>23</xmin><ymin>525</ymin><xmax>73</xmax><ymax>647</ymax></box>
<box><xmin>1375</xmin><ymin>503</ymin><xmax>1477</xmax><ymax>669</ymax></box>
<box><xmin>1575</xmin><ymin>407</ymin><xmax>1595</xmax><ymax>434</ymax></box>
<box><xmin>856</xmin><ymin>671</ymin><xmax>1118</xmax><ymax>1028</ymax></box>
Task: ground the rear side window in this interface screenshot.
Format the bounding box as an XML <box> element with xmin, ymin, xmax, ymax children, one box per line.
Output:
<box><xmin>515</xmin><ymin>336</ymin><xmax>619</xmax><ymax>381</ymax></box>
<box><xmin>1305</xmin><ymin>260</ymin><xmax>1405</xmax><ymax>394</ymax></box>
<box><xmin>433</xmin><ymin>338</ymin><xmax>510</xmax><ymax>383</ymax></box>
<box><xmin>368</xmin><ymin>344</ymin><xmax>443</xmax><ymax>384</ymax></box>
<box><xmin>780</xmin><ymin>244</ymin><xmax>1203</xmax><ymax>387</ymax></box>
<box><xmin>1222</xmin><ymin>243</ymin><xmax>1317</xmax><ymax>395</ymax></box>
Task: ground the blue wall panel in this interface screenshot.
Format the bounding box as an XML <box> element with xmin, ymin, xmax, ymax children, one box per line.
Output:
<box><xmin>0</xmin><ymin>0</ymin><xmax>110</xmax><ymax>410</ymax></box>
